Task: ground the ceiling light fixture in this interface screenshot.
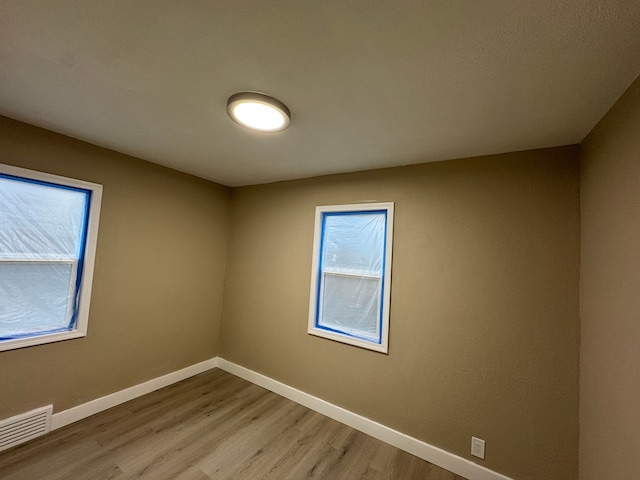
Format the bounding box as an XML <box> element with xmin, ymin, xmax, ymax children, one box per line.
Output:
<box><xmin>227</xmin><ymin>92</ymin><xmax>291</xmax><ymax>132</ymax></box>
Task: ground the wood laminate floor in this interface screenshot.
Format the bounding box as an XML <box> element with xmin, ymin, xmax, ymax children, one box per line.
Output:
<box><xmin>0</xmin><ymin>369</ymin><xmax>467</xmax><ymax>480</ymax></box>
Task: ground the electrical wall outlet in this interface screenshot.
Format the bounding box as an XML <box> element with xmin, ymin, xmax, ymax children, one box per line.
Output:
<box><xmin>471</xmin><ymin>436</ymin><xmax>486</xmax><ymax>459</ymax></box>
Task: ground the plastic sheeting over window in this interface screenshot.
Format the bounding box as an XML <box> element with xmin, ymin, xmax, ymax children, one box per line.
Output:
<box><xmin>0</xmin><ymin>174</ymin><xmax>90</xmax><ymax>340</ymax></box>
<box><xmin>319</xmin><ymin>213</ymin><xmax>385</xmax><ymax>342</ymax></box>
<box><xmin>308</xmin><ymin>203</ymin><xmax>394</xmax><ymax>353</ymax></box>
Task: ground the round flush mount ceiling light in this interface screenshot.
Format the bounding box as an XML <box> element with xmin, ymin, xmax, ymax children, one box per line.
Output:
<box><xmin>227</xmin><ymin>92</ymin><xmax>291</xmax><ymax>132</ymax></box>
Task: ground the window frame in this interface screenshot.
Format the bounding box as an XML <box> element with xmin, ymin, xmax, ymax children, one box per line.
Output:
<box><xmin>0</xmin><ymin>163</ymin><xmax>102</xmax><ymax>351</ymax></box>
<box><xmin>307</xmin><ymin>202</ymin><xmax>394</xmax><ymax>353</ymax></box>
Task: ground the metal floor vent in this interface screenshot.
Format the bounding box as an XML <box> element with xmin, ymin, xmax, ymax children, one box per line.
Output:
<box><xmin>0</xmin><ymin>405</ymin><xmax>53</xmax><ymax>452</ymax></box>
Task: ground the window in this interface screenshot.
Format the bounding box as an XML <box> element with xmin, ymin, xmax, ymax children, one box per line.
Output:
<box><xmin>0</xmin><ymin>164</ymin><xmax>102</xmax><ymax>351</ymax></box>
<box><xmin>308</xmin><ymin>202</ymin><xmax>394</xmax><ymax>353</ymax></box>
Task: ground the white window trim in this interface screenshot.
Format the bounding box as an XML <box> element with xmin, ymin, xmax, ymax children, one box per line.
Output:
<box><xmin>0</xmin><ymin>163</ymin><xmax>102</xmax><ymax>352</ymax></box>
<box><xmin>308</xmin><ymin>202</ymin><xmax>394</xmax><ymax>353</ymax></box>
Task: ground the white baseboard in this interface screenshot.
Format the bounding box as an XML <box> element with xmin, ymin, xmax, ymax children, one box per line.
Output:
<box><xmin>215</xmin><ymin>357</ymin><xmax>513</xmax><ymax>480</ymax></box>
<box><xmin>51</xmin><ymin>357</ymin><xmax>217</xmax><ymax>430</ymax></box>
<box><xmin>48</xmin><ymin>356</ymin><xmax>512</xmax><ymax>480</ymax></box>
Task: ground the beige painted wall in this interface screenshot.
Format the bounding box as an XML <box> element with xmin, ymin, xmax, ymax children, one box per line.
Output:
<box><xmin>0</xmin><ymin>113</ymin><xmax>584</xmax><ymax>479</ymax></box>
<box><xmin>221</xmin><ymin>147</ymin><xmax>580</xmax><ymax>480</ymax></box>
<box><xmin>580</xmin><ymin>76</ymin><xmax>640</xmax><ymax>479</ymax></box>
<box><xmin>0</xmin><ymin>116</ymin><xmax>231</xmax><ymax>418</ymax></box>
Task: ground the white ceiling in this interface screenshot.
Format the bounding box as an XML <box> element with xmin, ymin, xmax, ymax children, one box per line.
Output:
<box><xmin>1</xmin><ymin>1</ymin><xmax>639</xmax><ymax>187</ymax></box>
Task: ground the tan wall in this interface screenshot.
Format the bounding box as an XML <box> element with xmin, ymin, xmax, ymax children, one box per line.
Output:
<box><xmin>221</xmin><ymin>147</ymin><xmax>580</xmax><ymax>480</ymax></box>
<box><xmin>579</xmin><ymin>76</ymin><xmax>640</xmax><ymax>479</ymax></box>
<box><xmin>0</xmin><ymin>113</ymin><xmax>584</xmax><ymax>479</ymax></box>
<box><xmin>0</xmin><ymin>116</ymin><xmax>231</xmax><ymax>418</ymax></box>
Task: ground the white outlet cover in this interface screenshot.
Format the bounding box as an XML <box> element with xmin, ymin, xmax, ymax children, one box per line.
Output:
<box><xmin>471</xmin><ymin>436</ymin><xmax>486</xmax><ymax>459</ymax></box>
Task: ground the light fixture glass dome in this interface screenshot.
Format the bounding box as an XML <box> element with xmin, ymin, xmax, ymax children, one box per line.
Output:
<box><xmin>227</xmin><ymin>92</ymin><xmax>291</xmax><ymax>132</ymax></box>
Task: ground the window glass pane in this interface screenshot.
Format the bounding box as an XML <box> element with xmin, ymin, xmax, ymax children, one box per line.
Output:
<box><xmin>0</xmin><ymin>176</ymin><xmax>88</xmax><ymax>260</ymax></box>
<box><xmin>0</xmin><ymin>263</ymin><xmax>74</xmax><ymax>338</ymax></box>
<box><xmin>320</xmin><ymin>273</ymin><xmax>380</xmax><ymax>341</ymax></box>
<box><xmin>322</xmin><ymin>213</ymin><xmax>385</xmax><ymax>274</ymax></box>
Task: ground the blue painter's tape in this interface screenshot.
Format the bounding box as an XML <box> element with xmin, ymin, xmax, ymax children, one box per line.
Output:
<box><xmin>0</xmin><ymin>326</ymin><xmax>72</xmax><ymax>341</ymax></box>
<box><xmin>0</xmin><ymin>172</ymin><xmax>92</xmax><ymax>195</ymax></box>
<box><xmin>67</xmin><ymin>190</ymin><xmax>91</xmax><ymax>331</ymax></box>
<box><xmin>314</xmin><ymin>323</ymin><xmax>381</xmax><ymax>344</ymax></box>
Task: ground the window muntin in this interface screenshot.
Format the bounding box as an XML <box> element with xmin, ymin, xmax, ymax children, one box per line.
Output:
<box><xmin>308</xmin><ymin>203</ymin><xmax>393</xmax><ymax>353</ymax></box>
<box><xmin>0</xmin><ymin>164</ymin><xmax>102</xmax><ymax>351</ymax></box>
